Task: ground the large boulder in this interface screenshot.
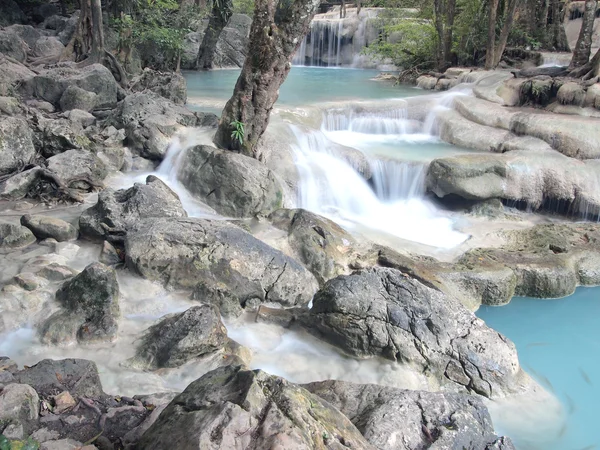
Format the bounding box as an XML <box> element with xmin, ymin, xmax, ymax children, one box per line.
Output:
<box><xmin>128</xmin><ymin>305</ymin><xmax>232</xmax><ymax>369</ymax></box>
<box><xmin>46</xmin><ymin>150</ymin><xmax>108</xmax><ymax>191</ymax></box>
<box><xmin>305</xmin><ymin>380</ymin><xmax>515</xmax><ymax>450</ymax></box>
<box><xmin>0</xmin><ymin>1</ymin><xmax>26</xmax><ymax>27</ymax></box>
<box><xmin>0</xmin><ymin>167</ymin><xmax>42</xmax><ymax>200</ymax></box>
<box><xmin>36</xmin><ymin>117</ymin><xmax>89</xmax><ymax>157</ymax></box>
<box><xmin>117</xmin><ymin>92</ymin><xmax>197</xmax><ymax>160</ymax></box>
<box><xmin>130</xmin><ymin>69</ymin><xmax>187</xmax><ymax>105</ymax></box>
<box><xmin>59</xmin><ymin>85</ymin><xmax>98</xmax><ymax>112</ymax></box>
<box><xmin>136</xmin><ymin>365</ymin><xmax>374</xmax><ymax>450</ymax></box>
<box><xmin>39</xmin><ymin>262</ymin><xmax>120</xmax><ymax>345</ymax></box>
<box><xmin>32</xmin><ymin>36</ymin><xmax>64</xmax><ymax>59</ymax></box>
<box><xmin>125</xmin><ymin>217</ymin><xmax>318</xmax><ymax>310</ymax></box>
<box><xmin>21</xmin><ymin>64</ymin><xmax>118</xmax><ymax>109</ymax></box>
<box><xmin>0</xmin><ymin>117</ymin><xmax>36</xmax><ymax>176</ymax></box>
<box><xmin>0</xmin><ymin>223</ymin><xmax>36</xmax><ymax>251</ymax></box>
<box><xmin>0</xmin><ymin>30</ymin><xmax>28</xmax><ymax>63</ymax></box>
<box><xmin>178</xmin><ymin>145</ymin><xmax>284</xmax><ymax>218</ymax></box>
<box><xmin>79</xmin><ymin>175</ymin><xmax>187</xmax><ymax>242</ymax></box>
<box><xmin>0</xmin><ymin>383</ymin><xmax>40</xmax><ymax>432</ymax></box>
<box><xmin>20</xmin><ymin>214</ymin><xmax>77</xmax><ymax>242</ymax></box>
<box><xmin>0</xmin><ymin>54</ymin><xmax>36</xmax><ymax>96</ymax></box>
<box><xmin>303</xmin><ymin>267</ymin><xmax>522</xmax><ymax>398</ymax></box>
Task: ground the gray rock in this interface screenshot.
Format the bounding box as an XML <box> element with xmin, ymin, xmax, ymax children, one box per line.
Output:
<box><xmin>0</xmin><ymin>96</ymin><xmax>20</xmax><ymax>115</ymax></box>
<box><xmin>129</xmin><ymin>305</ymin><xmax>229</xmax><ymax>369</ymax></box>
<box><xmin>40</xmin><ymin>439</ymin><xmax>85</xmax><ymax>450</ymax></box>
<box><xmin>557</xmin><ymin>82</ymin><xmax>586</xmax><ymax>106</ymax></box>
<box><xmin>37</xmin><ymin>117</ymin><xmax>89</xmax><ymax>157</ymax></box>
<box><xmin>126</xmin><ymin>217</ymin><xmax>318</xmax><ymax>308</ymax></box>
<box><xmin>4</xmin><ymin>24</ymin><xmax>43</xmax><ymax>49</ymax></box>
<box><xmin>33</xmin><ymin>36</ymin><xmax>65</xmax><ymax>59</ymax></box>
<box><xmin>14</xmin><ymin>359</ymin><xmax>104</xmax><ymax>398</ymax></box>
<box><xmin>0</xmin><ymin>167</ymin><xmax>42</xmax><ymax>200</ymax></box>
<box><xmin>99</xmin><ymin>240</ymin><xmax>121</xmax><ymax>265</ymax></box>
<box><xmin>2</xmin><ymin>422</ymin><xmax>24</xmax><ymax>439</ymax></box>
<box><xmin>20</xmin><ymin>214</ymin><xmax>78</xmax><ymax>242</ymax></box>
<box><xmin>79</xmin><ymin>175</ymin><xmax>186</xmax><ymax>242</ymax></box>
<box><xmin>56</xmin><ymin>13</ymin><xmax>79</xmax><ymax>46</ymax></box>
<box><xmin>0</xmin><ymin>383</ymin><xmax>39</xmax><ymax>431</ymax></box>
<box><xmin>0</xmin><ymin>117</ymin><xmax>36</xmax><ymax>176</ymax></box>
<box><xmin>116</xmin><ymin>92</ymin><xmax>197</xmax><ymax>160</ymax></box>
<box><xmin>26</xmin><ymin>99</ymin><xmax>56</xmax><ymax>113</ymax></box>
<box><xmin>305</xmin><ymin>380</ymin><xmax>515</xmax><ymax>450</ymax></box>
<box><xmin>304</xmin><ymin>267</ymin><xmax>522</xmax><ymax>398</ymax></box>
<box><xmin>59</xmin><ymin>85</ymin><xmax>98</xmax><ymax>112</ymax></box>
<box><xmin>40</xmin><ymin>262</ymin><xmax>120</xmax><ymax>344</ymax></box>
<box><xmin>0</xmin><ymin>223</ymin><xmax>36</xmax><ymax>250</ymax></box>
<box><xmin>63</xmin><ymin>109</ymin><xmax>96</xmax><ymax>128</ymax></box>
<box><xmin>136</xmin><ymin>365</ymin><xmax>374</xmax><ymax>450</ymax></box>
<box><xmin>178</xmin><ymin>145</ymin><xmax>284</xmax><ymax>218</ymax></box>
<box><xmin>0</xmin><ymin>30</ymin><xmax>28</xmax><ymax>63</ymax></box>
<box><xmin>46</xmin><ymin>150</ymin><xmax>108</xmax><ymax>191</ymax></box>
<box><xmin>0</xmin><ymin>54</ymin><xmax>36</xmax><ymax>97</ymax></box>
<box><xmin>130</xmin><ymin>69</ymin><xmax>187</xmax><ymax>105</ymax></box>
<box><xmin>0</xmin><ymin>0</ymin><xmax>26</xmax><ymax>27</ymax></box>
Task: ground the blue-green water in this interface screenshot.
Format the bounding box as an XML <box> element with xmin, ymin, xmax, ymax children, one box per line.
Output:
<box><xmin>478</xmin><ymin>288</ymin><xmax>600</xmax><ymax>450</ymax></box>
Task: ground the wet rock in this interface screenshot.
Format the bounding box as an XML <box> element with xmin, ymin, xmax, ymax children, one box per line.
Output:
<box><xmin>33</xmin><ymin>36</ymin><xmax>64</xmax><ymax>59</ymax></box>
<box><xmin>305</xmin><ymin>380</ymin><xmax>515</xmax><ymax>450</ymax></box>
<box><xmin>115</xmin><ymin>92</ymin><xmax>197</xmax><ymax>160</ymax></box>
<box><xmin>126</xmin><ymin>217</ymin><xmax>318</xmax><ymax>309</ymax></box>
<box><xmin>0</xmin><ymin>30</ymin><xmax>28</xmax><ymax>63</ymax></box>
<box><xmin>136</xmin><ymin>365</ymin><xmax>374</xmax><ymax>450</ymax></box>
<box><xmin>12</xmin><ymin>273</ymin><xmax>46</xmax><ymax>291</ymax></box>
<box><xmin>0</xmin><ymin>223</ymin><xmax>36</xmax><ymax>250</ymax></box>
<box><xmin>178</xmin><ymin>145</ymin><xmax>284</xmax><ymax>218</ymax></box>
<box><xmin>59</xmin><ymin>85</ymin><xmax>97</xmax><ymax>112</ymax></box>
<box><xmin>304</xmin><ymin>267</ymin><xmax>522</xmax><ymax>398</ymax></box>
<box><xmin>0</xmin><ymin>383</ymin><xmax>40</xmax><ymax>428</ymax></box>
<box><xmin>21</xmin><ymin>215</ymin><xmax>77</xmax><ymax>242</ymax></box>
<box><xmin>14</xmin><ymin>359</ymin><xmax>104</xmax><ymax>398</ymax></box>
<box><xmin>79</xmin><ymin>176</ymin><xmax>186</xmax><ymax>242</ymax></box>
<box><xmin>0</xmin><ymin>168</ymin><xmax>41</xmax><ymax>200</ymax></box>
<box><xmin>99</xmin><ymin>241</ymin><xmax>121</xmax><ymax>266</ymax></box>
<box><xmin>0</xmin><ymin>117</ymin><xmax>36</xmax><ymax>176</ymax></box>
<box><xmin>37</xmin><ymin>263</ymin><xmax>78</xmax><ymax>282</ymax></box>
<box><xmin>46</xmin><ymin>150</ymin><xmax>108</xmax><ymax>191</ymax></box>
<box><xmin>128</xmin><ymin>305</ymin><xmax>230</xmax><ymax>369</ymax></box>
<box><xmin>39</xmin><ymin>263</ymin><xmax>120</xmax><ymax>345</ymax></box>
<box><xmin>130</xmin><ymin>69</ymin><xmax>187</xmax><ymax>105</ymax></box>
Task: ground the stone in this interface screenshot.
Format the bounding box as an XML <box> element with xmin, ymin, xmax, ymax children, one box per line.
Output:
<box><xmin>51</xmin><ymin>391</ymin><xmax>76</xmax><ymax>414</ymax></box>
<box><xmin>40</xmin><ymin>439</ymin><xmax>86</xmax><ymax>450</ymax></box>
<box><xmin>557</xmin><ymin>82</ymin><xmax>586</xmax><ymax>106</ymax></box>
<box><xmin>130</xmin><ymin>69</ymin><xmax>187</xmax><ymax>105</ymax></box>
<box><xmin>305</xmin><ymin>380</ymin><xmax>516</xmax><ymax>450</ymax></box>
<box><xmin>0</xmin><ymin>117</ymin><xmax>36</xmax><ymax>176</ymax></box>
<box><xmin>46</xmin><ymin>150</ymin><xmax>108</xmax><ymax>191</ymax></box>
<box><xmin>99</xmin><ymin>241</ymin><xmax>121</xmax><ymax>265</ymax></box>
<box><xmin>37</xmin><ymin>263</ymin><xmax>78</xmax><ymax>282</ymax></box>
<box><xmin>0</xmin><ymin>30</ymin><xmax>28</xmax><ymax>63</ymax></box>
<box><xmin>304</xmin><ymin>267</ymin><xmax>522</xmax><ymax>398</ymax></box>
<box><xmin>21</xmin><ymin>214</ymin><xmax>78</xmax><ymax>242</ymax></box>
<box><xmin>136</xmin><ymin>365</ymin><xmax>374</xmax><ymax>450</ymax></box>
<box><xmin>2</xmin><ymin>422</ymin><xmax>24</xmax><ymax>439</ymax></box>
<box><xmin>0</xmin><ymin>223</ymin><xmax>36</xmax><ymax>250</ymax></box>
<box><xmin>39</xmin><ymin>263</ymin><xmax>120</xmax><ymax>345</ymax></box>
<box><xmin>59</xmin><ymin>85</ymin><xmax>97</xmax><ymax>112</ymax></box>
<box><xmin>37</xmin><ymin>118</ymin><xmax>88</xmax><ymax>157</ymax></box>
<box><xmin>126</xmin><ymin>217</ymin><xmax>318</xmax><ymax>309</ymax></box>
<box><xmin>26</xmin><ymin>99</ymin><xmax>56</xmax><ymax>113</ymax></box>
<box><xmin>178</xmin><ymin>145</ymin><xmax>284</xmax><ymax>218</ymax></box>
<box><xmin>33</xmin><ymin>36</ymin><xmax>64</xmax><ymax>59</ymax></box>
<box><xmin>79</xmin><ymin>175</ymin><xmax>187</xmax><ymax>242</ymax></box>
<box><xmin>0</xmin><ymin>96</ymin><xmax>20</xmax><ymax>115</ymax></box>
<box><xmin>0</xmin><ymin>168</ymin><xmax>42</xmax><ymax>200</ymax></box>
<box><xmin>0</xmin><ymin>55</ymin><xmax>36</xmax><ymax>97</ymax></box>
<box><xmin>129</xmin><ymin>305</ymin><xmax>230</xmax><ymax>369</ymax></box>
<box><xmin>12</xmin><ymin>273</ymin><xmax>45</xmax><ymax>291</ymax></box>
<box><xmin>0</xmin><ymin>383</ymin><xmax>40</xmax><ymax>426</ymax></box>
<box><xmin>0</xmin><ymin>0</ymin><xmax>26</xmax><ymax>27</ymax></box>
<box><xmin>31</xmin><ymin>428</ymin><xmax>60</xmax><ymax>443</ymax></box>
<box><xmin>14</xmin><ymin>359</ymin><xmax>104</xmax><ymax>398</ymax></box>
<box><xmin>63</xmin><ymin>109</ymin><xmax>96</xmax><ymax>128</ymax></box>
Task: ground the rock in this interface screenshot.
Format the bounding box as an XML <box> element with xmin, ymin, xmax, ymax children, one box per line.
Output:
<box><xmin>21</xmin><ymin>64</ymin><xmax>118</xmax><ymax>109</ymax></box>
<box><xmin>126</xmin><ymin>218</ymin><xmax>318</xmax><ymax>309</ymax></box>
<box><xmin>178</xmin><ymin>145</ymin><xmax>284</xmax><ymax>218</ymax></box>
<box><xmin>130</xmin><ymin>69</ymin><xmax>187</xmax><ymax>105</ymax></box>
<box><xmin>79</xmin><ymin>175</ymin><xmax>186</xmax><ymax>242</ymax></box>
<box><xmin>557</xmin><ymin>81</ymin><xmax>586</xmax><ymax>106</ymax></box>
<box><xmin>26</xmin><ymin>99</ymin><xmax>56</xmax><ymax>113</ymax></box>
<box><xmin>46</xmin><ymin>150</ymin><xmax>108</xmax><ymax>191</ymax></box>
<box><xmin>0</xmin><ymin>223</ymin><xmax>36</xmax><ymax>250</ymax></box>
<box><xmin>59</xmin><ymin>85</ymin><xmax>98</xmax><ymax>112</ymax></box>
<box><xmin>0</xmin><ymin>0</ymin><xmax>26</xmax><ymax>27</ymax></box>
<box><xmin>0</xmin><ymin>30</ymin><xmax>28</xmax><ymax>63</ymax></box>
<box><xmin>56</xmin><ymin>13</ymin><xmax>79</xmax><ymax>46</ymax></box>
<box><xmin>39</xmin><ymin>263</ymin><xmax>120</xmax><ymax>345</ymax></box>
<box><xmin>304</xmin><ymin>267</ymin><xmax>522</xmax><ymax>398</ymax></box>
<box><xmin>305</xmin><ymin>380</ymin><xmax>515</xmax><ymax>450</ymax></box>
<box><xmin>63</xmin><ymin>109</ymin><xmax>96</xmax><ymax>128</ymax></box>
<box><xmin>194</xmin><ymin>111</ymin><xmax>219</xmax><ymax>128</ymax></box>
<box><xmin>585</xmin><ymin>82</ymin><xmax>600</xmax><ymax>109</ymax></box>
<box><xmin>2</xmin><ymin>422</ymin><xmax>24</xmax><ymax>439</ymax></box>
<box><xmin>40</xmin><ymin>439</ymin><xmax>86</xmax><ymax>450</ymax></box>
<box><xmin>37</xmin><ymin>117</ymin><xmax>89</xmax><ymax>157</ymax></box>
<box><xmin>4</xmin><ymin>24</ymin><xmax>43</xmax><ymax>49</ymax></box>
<box><xmin>0</xmin><ymin>383</ymin><xmax>40</xmax><ymax>428</ymax></box>
<box><xmin>14</xmin><ymin>359</ymin><xmax>104</xmax><ymax>398</ymax></box>
<box><xmin>20</xmin><ymin>214</ymin><xmax>78</xmax><ymax>242</ymax></box>
<box><xmin>0</xmin><ymin>54</ymin><xmax>36</xmax><ymax>96</ymax></box>
<box><xmin>33</xmin><ymin>36</ymin><xmax>64</xmax><ymax>59</ymax></box>
<box><xmin>0</xmin><ymin>117</ymin><xmax>36</xmax><ymax>176</ymax></box>
<box><xmin>37</xmin><ymin>263</ymin><xmax>78</xmax><ymax>282</ymax></box>
<box><xmin>136</xmin><ymin>365</ymin><xmax>374</xmax><ymax>450</ymax></box>
<box><xmin>51</xmin><ymin>391</ymin><xmax>76</xmax><ymax>414</ymax></box>
<box><xmin>12</xmin><ymin>273</ymin><xmax>45</xmax><ymax>291</ymax></box>
<box><xmin>0</xmin><ymin>96</ymin><xmax>20</xmax><ymax>115</ymax></box>
<box><xmin>116</xmin><ymin>92</ymin><xmax>197</xmax><ymax>160</ymax></box>
<box><xmin>99</xmin><ymin>241</ymin><xmax>121</xmax><ymax>265</ymax></box>
<box><xmin>0</xmin><ymin>167</ymin><xmax>42</xmax><ymax>200</ymax></box>
<box><xmin>128</xmin><ymin>305</ymin><xmax>230</xmax><ymax>369</ymax></box>
<box><xmin>270</xmin><ymin>208</ymin><xmax>365</xmax><ymax>284</ymax></box>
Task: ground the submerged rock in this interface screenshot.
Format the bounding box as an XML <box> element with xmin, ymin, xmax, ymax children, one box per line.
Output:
<box><xmin>303</xmin><ymin>267</ymin><xmax>522</xmax><ymax>398</ymax></box>
<box><xmin>136</xmin><ymin>365</ymin><xmax>374</xmax><ymax>450</ymax></box>
<box><xmin>125</xmin><ymin>217</ymin><xmax>318</xmax><ymax>310</ymax></box>
<box><xmin>21</xmin><ymin>214</ymin><xmax>77</xmax><ymax>242</ymax></box>
<box><xmin>305</xmin><ymin>380</ymin><xmax>515</xmax><ymax>450</ymax></box>
<box><xmin>178</xmin><ymin>145</ymin><xmax>284</xmax><ymax>218</ymax></box>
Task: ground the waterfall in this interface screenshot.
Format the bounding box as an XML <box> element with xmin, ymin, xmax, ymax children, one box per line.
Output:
<box><xmin>323</xmin><ymin>108</ymin><xmax>414</xmax><ymax>135</ymax></box>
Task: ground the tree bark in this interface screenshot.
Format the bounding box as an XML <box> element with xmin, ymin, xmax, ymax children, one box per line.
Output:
<box><xmin>433</xmin><ymin>0</ymin><xmax>446</xmax><ymax>68</ymax></box>
<box><xmin>492</xmin><ymin>0</ymin><xmax>520</xmax><ymax>67</ymax></box>
<box><xmin>485</xmin><ymin>0</ymin><xmax>500</xmax><ymax>69</ymax></box>
<box><xmin>197</xmin><ymin>0</ymin><xmax>233</xmax><ymax>70</ymax></box>
<box><xmin>442</xmin><ymin>0</ymin><xmax>456</xmax><ymax>69</ymax></box>
<box><xmin>569</xmin><ymin>0</ymin><xmax>597</xmax><ymax>69</ymax></box>
<box><xmin>570</xmin><ymin>46</ymin><xmax>600</xmax><ymax>78</ymax></box>
<box><xmin>213</xmin><ymin>0</ymin><xmax>321</xmax><ymax>157</ymax></box>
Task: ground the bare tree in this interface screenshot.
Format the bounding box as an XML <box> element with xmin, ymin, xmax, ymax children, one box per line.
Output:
<box><xmin>213</xmin><ymin>0</ymin><xmax>321</xmax><ymax>156</ymax></box>
<box><xmin>197</xmin><ymin>0</ymin><xmax>234</xmax><ymax>70</ymax></box>
<box><xmin>491</xmin><ymin>0</ymin><xmax>520</xmax><ymax>67</ymax></box>
<box><xmin>433</xmin><ymin>0</ymin><xmax>456</xmax><ymax>70</ymax></box>
<box><xmin>569</xmin><ymin>0</ymin><xmax>598</xmax><ymax>69</ymax></box>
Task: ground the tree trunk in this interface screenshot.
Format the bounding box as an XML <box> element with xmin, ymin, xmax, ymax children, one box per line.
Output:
<box><xmin>442</xmin><ymin>0</ymin><xmax>456</xmax><ymax>69</ymax></box>
<box><xmin>213</xmin><ymin>0</ymin><xmax>321</xmax><ymax>156</ymax></box>
<box><xmin>485</xmin><ymin>0</ymin><xmax>500</xmax><ymax>69</ymax></box>
<box><xmin>357</xmin><ymin>0</ymin><xmax>362</xmax><ymax>14</ymax></box>
<box><xmin>548</xmin><ymin>0</ymin><xmax>571</xmax><ymax>51</ymax></box>
<box><xmin>492</xmin><ymin>0</ymin><xmax>520</xmax><ymax>67</ymax></box>
<box><xmin>433</xmin><ymin>0</ymin><xmax>446</xmax><ymax>68</ymax></box>
<box><xmin>570</xmin><ymin>46</ymin><xmax>600</xmax><ymax>78</ymax></box>
<box><xmin>197</xmin><ymin>0</ymin><xmax>233</xmax><ymax>70</ymax></box>
<box><xmin>569</xmin><ymin>0</ymin><xmax>597</xmax><ymax>68</ymax></box>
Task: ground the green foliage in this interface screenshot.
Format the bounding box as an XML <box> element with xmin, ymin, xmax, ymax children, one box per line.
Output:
<box><xmin>0</xmin><ymin>436</ymin><xmax>40</xmax><ymax>450</ymax></box>
<box><xmin>230</xmin><ymin>120</ymin><xmax>245</xmax><ymax>145</ymax></box>
<box><xmin>233</xmin><ymin>0</ymin><xmax>254</xmax><ymax>15</ymax></box>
